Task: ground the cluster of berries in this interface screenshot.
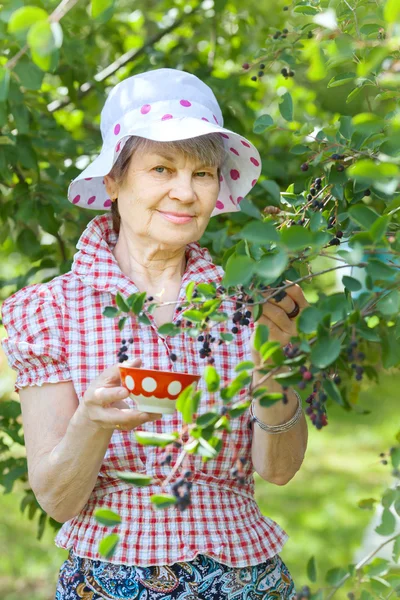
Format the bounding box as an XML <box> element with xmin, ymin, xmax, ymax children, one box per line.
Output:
<box><xmin>242</xmin><ymin>62</ymin><xmax>267</xmax><ymax>82</ymax></box>
<box><xmin>230</xmin><ymin>456</ymin><xmax>248</xmax><ymax>485</ymax></box>
<box><xmin>346</xmin><ymin>340</ymin><xmax>366</xmax><ymax>381</ymax></box>
<box><xmin>331</xmin><ymin>153</ymin><xmax>346</xmax><ymax>172</ymax></box>
<box><xmin>171</xmin><ymin>470</ymin><xmax>193</xmax><ymax>512</ymax></box>
<box><xmin>295</xmin><ymin>585</ymin><xmax>312</xmax><ymax>599</ymax></box>
<box><xmin>281</xmin><ymin>67</ymin><xmax>295</xmax><ymax>78</ymax></box>
<box><xmin>304</xmin><ymin>386</ymin><xmax>328</xmax><ymax>430</ymax></box>
<box><xmin>306</xmin><ymin>176</ymin><xmax>323</xmax><ymax>202</ymax></box>
<box><xmin>118</xmin><ymin>338</ymin><xmax>134</xmax><ymax>362</ymax></box>
<box><xmin>273</xmin><ymin>28</ymin><xmax>289</xmax><ymax>40</ymax></box>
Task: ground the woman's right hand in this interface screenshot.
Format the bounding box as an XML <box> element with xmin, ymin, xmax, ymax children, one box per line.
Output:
<box><xmin>79</xmin><ymin>358</ymin><xmax>162</xmax><ymax>431</ymax></box>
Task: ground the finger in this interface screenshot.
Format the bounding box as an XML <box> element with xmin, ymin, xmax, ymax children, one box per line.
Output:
<box><xmin>108</xmin><ymin>408</ymin><xmax>162</xmax><ymax>429</ymax></box>
<box><xmin>259</xmin><ymin>301</ymin><xmax>298</xmax><ymax>336</ymax></box>
<box><xmin>281</xmin><ymin>280</ymin><xmax>310</xmax><ymax>309</ymax></box>
<box><xmin>253</xmin><ymin>314</ymin><xmax>292</xmax><ymax>348</ymax></box>
<box><xmin>101</xmin><ymin>358</ymin><xmax>142</xmax><ymax>386</ymax></box>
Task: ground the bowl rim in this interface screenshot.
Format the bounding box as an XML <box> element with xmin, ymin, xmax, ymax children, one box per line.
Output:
<box><xmin>118</xmin><ymin>365</ymin><xmax>201</xmax><ymax>379</ymax></box>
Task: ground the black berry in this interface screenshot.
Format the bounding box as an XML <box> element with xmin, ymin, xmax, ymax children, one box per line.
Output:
<box><xmin>301</xmin><ymin>163</ymin><xmax>309</xmax><ymax>171</ymax></box>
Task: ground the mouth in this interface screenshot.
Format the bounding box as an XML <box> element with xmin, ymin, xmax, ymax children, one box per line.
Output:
<box><xmin>158</xmin><ymin>211</ymin><xmax>195</xmax><ymax>224</ymax></box>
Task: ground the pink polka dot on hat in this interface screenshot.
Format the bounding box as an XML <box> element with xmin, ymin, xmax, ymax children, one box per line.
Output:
<box><xmin>67</xmin><ymin>68</ymin><xmax>262</xmax><ymax>217</ymax></box>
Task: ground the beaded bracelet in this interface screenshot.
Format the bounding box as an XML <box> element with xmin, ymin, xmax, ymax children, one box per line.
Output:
<box><xmin>249</xmin><ymin>390</ymin><xmax>303</xmax><ymax>434</ymax></box>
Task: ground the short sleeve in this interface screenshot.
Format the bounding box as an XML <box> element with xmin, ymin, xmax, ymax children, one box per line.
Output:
<box><xmin>1</xmin><ymin>285</ymin><xmax>72</xmax><ymax>392</ymax></box>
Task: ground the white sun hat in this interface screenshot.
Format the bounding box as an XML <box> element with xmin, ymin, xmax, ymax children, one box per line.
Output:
<box><xmin>67</xmin><ymin>68</ymin><xmax>262</xmax><ymax>217</ymax></box>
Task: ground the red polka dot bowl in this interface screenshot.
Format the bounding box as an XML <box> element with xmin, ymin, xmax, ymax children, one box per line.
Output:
<box><xmin>119</xmin><ymin>366</ymin><xmax>201</xmax><ymax>415</ymax></box>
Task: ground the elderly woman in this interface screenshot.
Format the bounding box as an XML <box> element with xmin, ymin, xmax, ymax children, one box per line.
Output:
<box><xmin>1</xmin><ymin>68</ymin><xmax>308</xmax><ymax>599</ymax></box>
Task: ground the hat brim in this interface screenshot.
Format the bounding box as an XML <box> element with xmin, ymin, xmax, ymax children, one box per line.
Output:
<box><xmin>68</xmin><ymin>117</ymin><xmax>261</xmax><ymax>216</ymax></box>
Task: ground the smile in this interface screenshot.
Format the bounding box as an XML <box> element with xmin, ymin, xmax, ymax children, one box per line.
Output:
<box><xmin>158</xmin><ymin>211</ymin><xmax>194</xmax><ymax>224</ymax></box>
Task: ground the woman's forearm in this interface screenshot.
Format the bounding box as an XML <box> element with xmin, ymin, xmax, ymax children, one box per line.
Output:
<box><xmin>32</xmin><ymin>406</ymin><xmax>114</xmax><ymax>523</ymax></box>
<box><xmin>251</xmin><ymin>363</ymin><xmax>308</xmax><ymax>485</ymax></box>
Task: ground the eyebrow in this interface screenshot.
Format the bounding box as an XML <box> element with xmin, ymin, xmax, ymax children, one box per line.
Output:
<box><xmin>150</xmin><ymin>152</ymin><xmax>217</xmax><ymax>168</ymax></box>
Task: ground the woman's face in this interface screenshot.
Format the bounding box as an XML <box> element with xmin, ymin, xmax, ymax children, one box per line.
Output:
<box><xmin>104</xmin><ymin>142</ymin><xmax>220</xmax><ymax>248</ymax></box>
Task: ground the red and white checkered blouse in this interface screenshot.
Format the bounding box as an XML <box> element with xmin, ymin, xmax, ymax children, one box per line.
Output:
<box><xmin>1</xmin><ymin>213</ymin><xmax>289</xmax><ymax>567</ymax></box>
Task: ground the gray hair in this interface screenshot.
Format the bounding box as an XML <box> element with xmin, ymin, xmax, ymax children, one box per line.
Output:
<box><xmin>108</xmin><ymin>134</ymin><xmax>226</xmax><ymax>234</ymax></box>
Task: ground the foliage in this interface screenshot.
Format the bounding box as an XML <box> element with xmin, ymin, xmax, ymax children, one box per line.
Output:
<box><xmin>1</xmin><ymin>0</ymin><xmax>400</xmax><ymax>597</ymax></box>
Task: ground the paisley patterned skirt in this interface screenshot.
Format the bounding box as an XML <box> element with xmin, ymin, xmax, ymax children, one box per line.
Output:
<box><xmin>55</xmin><ymin>549</ymin><xmax>296</xmax><ymax>599</ymax></box>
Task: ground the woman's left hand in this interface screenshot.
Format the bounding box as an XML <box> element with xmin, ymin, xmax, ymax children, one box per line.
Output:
<box><xmin>249</xmin><ymin>280</ymin><xmax>310</xmax><ymax>361</ymax></box>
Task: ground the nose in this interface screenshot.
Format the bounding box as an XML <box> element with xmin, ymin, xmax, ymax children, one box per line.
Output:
<box><xmin>168</xmin><ymin>172</ymin><xmax>197</xmax><ymax>203</ymax></box>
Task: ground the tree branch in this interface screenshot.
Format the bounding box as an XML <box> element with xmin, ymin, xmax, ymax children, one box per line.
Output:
<box><xmin>47</xmin><ymin>4</ymin><xmax>202</xmax><ymax>113</ymax></box>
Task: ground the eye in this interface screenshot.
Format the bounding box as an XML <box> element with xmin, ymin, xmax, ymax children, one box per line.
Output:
<box><xmin>196</xmin><ymin>171</ymin><xmax>214</xmax><ymax>178</ymax></box>
<box><xmin>153</xmin><ymin>166</ymin><xmax>168</xmax><ymax>173</ymax></box>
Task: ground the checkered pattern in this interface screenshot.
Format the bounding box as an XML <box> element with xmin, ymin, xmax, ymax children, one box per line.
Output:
<box><xmin>1</xmin><ymin>213</ymin><xmax>289</xmax><ymax>567</ymax></box>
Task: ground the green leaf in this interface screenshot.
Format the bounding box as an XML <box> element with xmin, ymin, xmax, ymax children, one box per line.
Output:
<box><xmin>366</xmin><ymin>259</ymin><xmax>398</xmax><ymax>281</ymax></box>
<box><xmin>94</xmin><ymin>508</ymin><xmax>122</xmax><ymax>527</ymax></box>
<box><xmin>347</xmin><ymin>160</ymin><xmax>399</xmax><ymax>183</ymax></box>
<box><xmin>325</xmin><ymin>567</ymin><xmax>348</xmax><ymax>586</ymax></box>
<box><xmin>185</xmin><ymin>281</ymin><xmax>196</xmax><ymax>302</ymax></box>
<box><xmin>294</xmin><ymin>5</ymin><xmax>318</xmax><ymax>14</ymax></box>
<box><xmin>384</xmin><ymin>0</ymin><xmax>400</xmax><ymax>23</ymax></box>
<box><xmin>220</xmin><ymin>333</ymin><xmax>234</xmax><ymax>342</ymax></box>
<box><xmin>375</xmin><ymin>508</ymin><xmax>396</xmax><ymax>536</ymax></box>
<box><xmin>91</xmin><ymin>0</ymin><xmax>114</xmax><ymax>18</ymax></box>
<box><xmin>181</xmin><ymin>309</ymin><xmax>204</xmax><ymax>322</ymax></box>
<box><xmin>112</xmin><ymin>470</ymin><xmax>155</xmax><ymax>485</ymax></box>
<box><xmin>127</xmin><ymin>292</ymin><xmax>146</xmax><ymax>315</ymax></box>
<box><xmin>157</xmin><ymin>323</ymin><xmax>181</xmax><ymax>336</ymax></box>
<box><xmin>358</xmin><ymin>498</ymin><xmax>378</xmax><ymax>510</ymax></box>
<box><xmin>138</xmin><ymin>313</ymin><xmax>151</xmax><ymax>325</ymax></box>
<box><xmin>290</xmin><ymin>144</ymin><xmax>311</xmax><ymax>155</ymax></box>
<box><xmin>103</xmin><ymin>306</ymin><xmax>120</xmax><ymax>318</ymax></box>
<box><xmin>240</xmin><ymin>220</ymin><xmax>279</xmax><ymax>245</ymax></box>
<box><xmin>115</xmin><ymin>292</ymin><xmax>130</xmax><ymax>313</ymax></box>
<box><xmin>310</xmin><ymin>337</ymin><xmax>342</xmax><ymax>369</ymax></box>
<box><xmin>280</xmin><ymin>225</ymin><xmax>312</xmax><ymax>251</ymax></box>
<box><xmin>307</xmin><ymin>556</ymin><xmax>317</xmax><ymax>583</ymax></box>
<box><xmin>342</xmin><ymin>275</ymin><xmax>362</xmax><ymax>292</ymax></box>
<box><xmin>176</xmin><ymin>384</ymin><xmax>201</xmax><ymax>424</ymax></box>
<box><xmin>260</xmin><ymin>340</ymin><xmax>282</xmax><ymax>363</ymax></box>
<box><xmin>118</xmin><ymin>317</ymin><xmax>127</xmax><ymax>332</ymax></box>
<box><xmin>369</xmin><ymin>215</ymin><xmax>390</xmax><ymax>241</ymax></box>
<box><xmin>27</xmin><ymin>21</ymin><xmax>57</xmax><ymax>57</ymax></box>
<box><xmin>198</xmin><ymin>437</ymin><xmax>218</xmax><ymax>458</ymax></box>
<box><xmin>254</xmin><ymin>248</ymin><xmax>289</xmax><ymax>284</ymax></box>
<box><xmin>30</xmin><ymin>49</ymin><xmax>53</xmax><ymax>72</ymax></box>
<box><xmin>222</xmin><ymin>254</ymin><xmax>255</xmax><ymax>288</ymax></box>
<box><xmin>228</xmin><ymin>399</ymin><xmax>252</xmax><ymax>417</ymax></box>
<box><xmin>258</xmin><ymin>392</ymin><xmax>284</xmax><ymax>408</ymax></box>
<box><xmin>134</xmin><ymin>431</ymin><xmax>178</xmax><ymax>448</ymax></box>
<box><xmin>0</xmin><ymin>68</ymin><xmax>10</xmax><ymax>102</ymax></box>
<box><xmin>235</xmin><ymin>360</ymin><xmax>255</xmax><ymax>373</ymax></box>
<box><xmin>8</xmin><ymin>6</ymin><xmax>48</xmax><ymax>34</ymax></box>
<box><xmin>279</xmin><ymin>92</ymin><xmax>293</xmax><ymax>122</ymax></box>
<box><xmin>98</xmin><ymin>533</ymin><xmax>119</xmax><ymax>559</ymax></box>
<box><xmin>204</xmin><ymin>365</ymin><xmax>220</xmax><ymax>392</ymax></box>
<box><xmin>391</xmin><ymin>447</ymin><xmax>400</xmax><ymax>469</ymax></box>
<box><xmin>376</xmin><ymin>290</ymin><xmax>400</xmax><ymax>316</ymax></box>
<box><xmin>13</xmin><ymin>57</ymin><xmax>44</xmax><ymax>90</ymax></box>
<box><xmin>253</xmin><ymin>114</ymin><xmax>274</xmax><ymax>133</ymax></box>
<box><xmin>196</xmin><ymin>411</ymin><xmax>220</xmax><ymax>427</ymax></box>
<box><xmin>196</xmin><ymin>283</ymin><xmax>217</xmax><ymax>297</ymax></box>
<box><xmin>150</xmin><ymin>494</ymin><xmax>177</xmax><ymax>509</ymax></box>
<box><xmin>393</xmin><ymin>535</ymin><xmax>400</xmax><ymax>562</ymax></box>
<box><xmin>327</xmin><ymin>72</ymin><xmax>356</xmax><ymax>88</ymax></box>
<box><xmin>260</xmin><ymin>180</ymin><xmax>281</xmax><ymax>205</ymax></box>
<box><xmin>322</xmin><ymin>377</ymin><xmax>345</xmax><ymax>406</ymax></box>
<box><xmin>298</xmin><ymin>306</ymin><xmax>324</xmax><ymax>334</ymax></box>
<box><xmin>253</xmin><ymin>323</ymin><xmax>270</xmax><ymax>352</ymax></box>
<box><xmin>348</xmin><ymin>204</ymin><xmax>380</xmax><ymax>229</ymax></box>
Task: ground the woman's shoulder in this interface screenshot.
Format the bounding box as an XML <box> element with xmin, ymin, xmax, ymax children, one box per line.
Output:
<box><xmin>1</xmin><ymin>272</ymin><xmax>75</xmax><ymax>313</ymax></box>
